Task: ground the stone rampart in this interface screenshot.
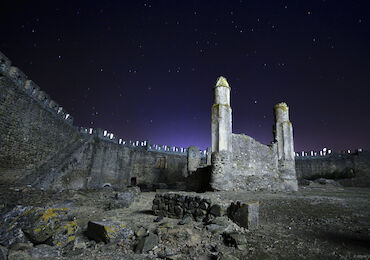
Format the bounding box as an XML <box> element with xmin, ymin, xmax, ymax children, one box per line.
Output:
<box><xmin>0</xmin><ymin>50</ymin><xmax>202</xmax><ymax>190</ymax></box>
<box><xmin>0</xmin><ymin>51</ymin><xmax>79</xmax><ymax>183</ymax></box>
<box><xmin>295</xmin><ymin>150</ymin><xmax>370</xmax><ymax>187</ymax></box>
<box><xmin>78</xmin><ymin>126</ymin><xmax>207</xmax><ymax>158</ymax></box>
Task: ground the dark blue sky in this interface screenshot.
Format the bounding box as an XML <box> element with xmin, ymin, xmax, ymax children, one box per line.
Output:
<box><xmin>1</xmin><ymin>0</ymin><xmax>369</xmax><ymax>152</ymax></box>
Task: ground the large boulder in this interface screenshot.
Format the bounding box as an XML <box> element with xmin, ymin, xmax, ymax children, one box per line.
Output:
<box><xmin>0</xmin><ymin>206</ymin><xmax>78</xmax><ymax>247</ymax></box>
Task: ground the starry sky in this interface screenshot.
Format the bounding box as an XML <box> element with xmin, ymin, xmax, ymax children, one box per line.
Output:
<box><xmin>1</xmin><ymin>0</ymin><xmax>369</xmax><ymax>152</ymax></box>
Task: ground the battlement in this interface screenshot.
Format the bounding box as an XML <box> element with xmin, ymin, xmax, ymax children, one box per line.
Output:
<box><xmin>78</xmin><ymin>126</ymin><xmax>207</xmax><ymax>157</ymax></box>
<box><xmin>295</xmin><ymin>148</ymin><xmax>364</xmax><ymax>159</ymax></box>
<box><xmin>0</xmin><ymin>51</ymin><xmax>74</xmax><ymax>126</ymax></box>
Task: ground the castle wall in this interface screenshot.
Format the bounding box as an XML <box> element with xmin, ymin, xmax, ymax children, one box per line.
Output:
<box><xmin>0</xmin><ymin>51</ymin><xmax>192</xmax><ymax>190</ymax></box>
<box><xmin>0</xmin><ymin>53</ymin><xmax>79</xmax><ymax>184</ymax></box>
<box><xmin>86</xmin><ymin>140</ymin><xmax>188</xmax><ymax>190</ymax></box>
<box><xmin>295</xmin><ymin>151</ymin><xmax>370</xmax><ymax>187</ymax></box>
<box><xmin>33</xmin><ymin>137</ymin><xmax>189</xmax><ymax>191</ymax></box>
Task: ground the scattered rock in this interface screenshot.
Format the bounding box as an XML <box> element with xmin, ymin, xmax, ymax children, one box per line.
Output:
<box><xmin>29</xmin><ymin>244</ymin><xmax>61</xmax><ymax>258</ymax></box>
<box><xmin>315</xmin><ymin>178</ymin><xmax>341</xmax><ymax>186</ymax></box>
<box><xmin>135</xmin><ymin>227</ymin><xmax>147</xmax><ymax>238</ymax></box>
<box><xmin>299</xmin><ymin>179</ymin><xmax>311</xmax><ymax>186</ymax></box>
<box><xmin>135</xmin><ymin>232</ymin><xmax>158</xmax><ymax>253</ymax></box>
<box><xmin>159</xmin><ymin>222</ymin><xmax>174</xmax><ymax>229</ymax></box>
<box><xmin>178</xmin><ymin>216</ymin><xmax>192</xmax><ymax>225</ymax></box>
<box><xmin>206</xmin><ymin>224</ymin><xmax>227</xmax><ymax>234</ymax></box>
<box><xmin>153</xmin><ymin>216</ymin><xmax>163</xmax><ymax>223</ymax></box>
<box><xmin>86</xmin><ymin>221</ymin><xmax>133</xmax><ymax>244</ymax></box>
<box><xmin>223</xmin><ymin>232</ymin><xmax>248</xmax><ymax>248</ymax></box>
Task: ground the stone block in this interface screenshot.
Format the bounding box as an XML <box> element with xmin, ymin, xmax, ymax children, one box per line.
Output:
<box><xmin>187</xmin><ymin>145</ymin><xmax>201</xmax><ymax>172</ymax></box>
<box><xmin>227</xmin><ymin>201</ymin><xmax>259</xmax><ymax>230</ymax></box>
<box><xmin>86</xmin><ymin>221</ymin><xmax>133</xmax><ymax>243</ymax></box>
<box><xmin>8</xmin><ymin>66</ymin><xmax>27</xmax><ymax>88</ymax></box>
<box><xmin>0</xmin><ymin>51</ymin><xmax>11</xmax><ymax>76</ymax></box>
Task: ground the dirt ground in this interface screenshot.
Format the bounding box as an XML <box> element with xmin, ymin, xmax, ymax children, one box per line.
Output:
<box><xmin>0</xmin><ymin>183</ymin><xmax>369</xmax><ymax>259</ymax></box>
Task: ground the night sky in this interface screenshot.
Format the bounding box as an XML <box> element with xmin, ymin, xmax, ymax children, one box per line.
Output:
<box><xmin>1</xmin><ymin>0</ymin><xmax>369</xmax><ymax>152</ymax></box>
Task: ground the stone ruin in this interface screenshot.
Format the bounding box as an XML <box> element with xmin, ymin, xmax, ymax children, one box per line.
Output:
<box><xmin>0</xmin><ymin>50</ymin><xmax>298</xmax><ymax>192</ymax></box>
<box><xmin>208</xmin><ymin>76</ymin><xmax>298</xmax><ymax>192</ymax></box>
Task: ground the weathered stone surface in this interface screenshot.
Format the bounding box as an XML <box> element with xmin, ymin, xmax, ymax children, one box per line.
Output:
<box><xmin>227</xmin><ymin>201</ymin><xmax>259</xmax><ymax>230</ymax></box>
<box><xmin>187</xmin><ymin>146</ymin><xmax>201</xmax><ymax>172</ymax></box>
<box><xmin>86</xmin><ymin>221</ymin><xmax>133</xmax><ymax>244</ymax></box>
<box><xmin>135</xmin><ymin>232</ymin><xmax>158</xmax><ymax>253</ymax></box>
<box><xmin>0</xmin><ymin>206</ymin><xmax>77</xmax><ymax>248</ymax></box>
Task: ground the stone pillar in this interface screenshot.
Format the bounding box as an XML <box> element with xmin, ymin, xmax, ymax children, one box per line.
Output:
<box><xmin>274</xmin><ymin>102</ymin><xmax>294</xmax><ymax>160</ymax></box>
<box><xmin>274</xmin><ymin>102</ymin><xmax>298</xmax><ymax>191</ymax></box>
<box><xmin>212</xmin><ymin>76</ymin><xmax>232</xmax><ymax>153</ymax></box>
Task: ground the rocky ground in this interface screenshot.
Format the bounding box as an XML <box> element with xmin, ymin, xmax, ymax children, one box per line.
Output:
<box><xmin>0</xmin><ymin>182</ymin><xmax>369</xmax><ymax>260</ymax></box>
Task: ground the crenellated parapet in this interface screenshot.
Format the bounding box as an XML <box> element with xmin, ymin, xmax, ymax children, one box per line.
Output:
<box><xmin>295</xmin><ymin>148</ymin><xmax>363</xmax><ymax>159</ymax></box>
<box><xmin>0</xmin><ymin>50</ymin><xmax>74</xmax><ymax>126</ymax></box>
<box><xmin>78</xmin><ymin>126</ymin><xmax>207</xmax><ymax>157</ymax></box>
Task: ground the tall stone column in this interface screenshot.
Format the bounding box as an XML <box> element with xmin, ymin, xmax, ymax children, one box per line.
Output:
<box><xmin>212</xmin><ymin>76</ymin><xmax>232</xmax><ymax>153</ymax></box>
<box><xmin>211</xmin><ymin>76</ymin><xmax>233</xmax><ymax>191</ymax></box>
<box><xmin>274</xmin><ymin>102</ymin><xmax>298</xmax><ymax>191</ymax></box>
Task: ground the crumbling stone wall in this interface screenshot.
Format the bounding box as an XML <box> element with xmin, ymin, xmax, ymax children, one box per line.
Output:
<box><xmin>211</xmin><ymin>134</ymin><xmax>284</xmax><ymax>191</ymax></box>
<box><xmin>21</xmin><ymin>137</ymin><xmax>189</xmax><ymax>191</ymax></box>
<box><xmin>295</xmin><ymin>151</ymin><xmax>370</xmax><ymax>187</ymax></box>
<box><xmin>152</xmin><ymin>193</ymin><xmax>259</xmax><ymax>230</ymax></box>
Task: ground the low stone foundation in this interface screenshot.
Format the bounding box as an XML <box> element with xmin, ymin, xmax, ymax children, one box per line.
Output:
<box><xmin>152</xmin><ymin>193</ymin><xmax>259</xmax><ymax>229</ymax></box>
